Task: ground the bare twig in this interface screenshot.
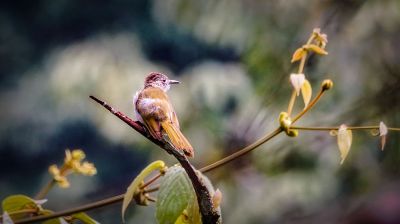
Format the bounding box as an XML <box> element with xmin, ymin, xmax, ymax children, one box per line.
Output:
<box><xmin>200</xmin><ymin>127</ymin><xmax>282</xmax><ymax>172</ymax></box>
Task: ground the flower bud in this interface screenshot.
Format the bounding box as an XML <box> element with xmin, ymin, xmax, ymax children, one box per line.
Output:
<box><xmin>321</xmin><ymin>79</ymin><xmax>333</xmax><ymax>91</ymax></box>
<box><xmin>287</xmin><ymin>129</ymin><xmax>299</xmax><ymax>137</ymax></box>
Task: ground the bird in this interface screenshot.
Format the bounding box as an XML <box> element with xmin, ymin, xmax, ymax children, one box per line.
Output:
<box><xmin>133</xmin><ymin>72</ymin><xmax>194</xmax><ymax>157</ymax></box>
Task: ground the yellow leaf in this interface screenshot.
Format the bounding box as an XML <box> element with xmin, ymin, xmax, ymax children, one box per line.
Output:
<box><xmin>72</xmin><ymin>212</ymin><xmax>100</xmax><ymax>224</ymax></box>
<box><xmin>379</xmin><ymin>121</ymin><xmax>388</xmax><ymax>151</ymax></box>
<box><xmin>291</xmin><ymin>48</ymin><xmax>306</xmax><ymax>63</ymax></box>
<box><xmin>122</xmin><ymin>160</ymin><xmax>166</xmax><ymax>222</ymax></box>
<box><xmin>337</xmin><ymin>125</ymin><xmax>352</xmax><ymax>164</ymax></box>
<box><xmin>301</xmin><ymin>79</ymin><xmax>312</xmax><ymax>109</ymax></box>
<box><xmin>290</xmin><ymin>73</ymin><xmax>305</xmax><ymax>96</ymax></box>
<box><xmin>174</xmin><ymin>213</ymin><xmax>188</xmax><ymax>224</ymax></box>
<box><xmin>303</xmin><ymin>44</ymin><xmax>328</xmax><ymax>55</ymax></box>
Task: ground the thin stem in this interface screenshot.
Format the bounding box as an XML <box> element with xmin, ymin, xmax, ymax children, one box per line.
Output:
<box><xmin>146</xmin><ymin>196</ymin><xmax>157</xmax><ymax>203</ymax></box>
<box><xmin>292</xmin><ymin>88</ymin><xmax>325</xmax><ymax>123</ymax></box>
<box><xmin>291</xmin><ymin>126</ymin><xmax>400</xmax><ymax>131</ymax></box>
<box><xmin>287</xmin><ymin>91</ymin><xmax>297</xmax><ymax>117</ymax></box>
<box><xmin>35</xmin><ymin>162</ymin><xmax>70</xmax><ymax>200</ymax></box>
<box><xmin>297</xmin><ymin>51</ymin><xmax>308</xmax><ymax>74</ymax></box>
<box><xmin>15</xmin><ymin>194</ymin><xmax>124</xmax><ymax>224</ymax></box>
<box><xmin>143</xmin><ymin>186</ymin><xmax>160</xmax><ymax>194</ymax></box>
<box><xmin>200</xmin><ymin>127</ymin><xmax>282</xmax><ymax>173</ymax></box>
<box><xmin>140</xmin><ymin>173</ymin><xmax>162</xmax><ymax>189</ymax></box>
<box><xmin>298</xmin><ymin>35</ymin><xmax>314</xmax><ymax>74</ymax></box>
<box><xmin>35</xmin><ymin>179</ymin><xmax>55</xmax><ymax>200</ymax></box>
<box><xmin>287</xmin><ymin>35</ymin><xmax>314</xmax><ymax>117</ymax></box>
<box><xmin>0</xmin><ymin>209</ymin><xmax>37</xmax><ymax>220</ymax></box>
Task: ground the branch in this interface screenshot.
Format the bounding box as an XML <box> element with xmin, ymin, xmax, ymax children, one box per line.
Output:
<box><xmin>16</xmin><ymin>87</ymin><xmax>332</xmax><ymax>223</ymax></box>
<box><xmin>89</xmin><ymin>96</ymin><xmax>220</xmax><ymax>223</ymax></box>
<box><xmin>15</xmin><ymin>195</ymin><xmax>124</xmax><ymax>224</ymax></box>
<box><xmin>291</xmin><ymin>125</ymin><xmax>400</xmax><ymax>131</ymax></box>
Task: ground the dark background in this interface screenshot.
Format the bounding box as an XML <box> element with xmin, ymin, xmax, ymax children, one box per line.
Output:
<box><xmin>1</xmin><ymin>0</ymin><xmax>400</xmax><ymax>223</ymax></box>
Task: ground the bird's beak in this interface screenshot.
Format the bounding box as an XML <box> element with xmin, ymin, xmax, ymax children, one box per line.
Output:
<box><xmin>169</xmin><ymin>80</ymin><xmax>180</xmax><ymax>84</ymax></box>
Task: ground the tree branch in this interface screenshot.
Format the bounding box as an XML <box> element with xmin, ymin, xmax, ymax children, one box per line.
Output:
<box><xmin>15</xmin><ymin>195</ymin><xmax>124</xmax><ymax>224</ymax></box>
<box><xmin>89</xmin><ymin>96</ymin><xmax>220</xmax><ymax>223</ymax></box>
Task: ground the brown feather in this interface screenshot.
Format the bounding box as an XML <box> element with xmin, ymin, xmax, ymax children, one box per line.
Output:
<box><xmin>161</xmin><ymin>121</ymin><xmax>193</xmax><ymax>157</ymax></box>
<box><xmin>135</xmin><ymin>86</ymin><xmax>194</xmax><ymax>157</ymax></box>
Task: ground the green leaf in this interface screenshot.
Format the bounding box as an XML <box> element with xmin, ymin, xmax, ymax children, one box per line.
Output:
<box><xmin>184</xmin><ymin>192</ymin><xmax>201</xmax><ymax>224</ymax></box>
<box><xmin>2</xmin><ymin>195</ymin><xmax>38</xmax><ymax>213</ymax></box>
<box><xmin>156</xmin><ymin>166</ymin><xmax>196</xmax><ymax>224</ymax></box>
<box><xmin>122</xmin><ymin>160</ymin><xmax>166</xmax><ymax>222</ymax></box>
<box><xmin>72</xmin><ymin>212</ymin><xmax>99</xmax><ymax>224</ymax></box>
<box><xmin>2</xmin><ymin>194</ymin><xmax>39</xmax><ymax>220</ymax></box>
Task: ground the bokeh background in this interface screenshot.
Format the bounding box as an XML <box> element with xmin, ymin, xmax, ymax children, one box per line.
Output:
<box><xmin>1</xmin><ymin>0</ymin><xmax>400</xmax><ymax>223</ymax></box>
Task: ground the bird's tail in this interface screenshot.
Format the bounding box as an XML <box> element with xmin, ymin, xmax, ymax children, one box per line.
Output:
<box><xmin>161</xmin><ymin>121</ymin><xmax>194</xmax><ymax>157</ymax></box>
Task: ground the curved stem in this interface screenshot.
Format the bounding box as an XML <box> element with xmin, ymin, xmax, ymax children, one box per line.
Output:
<box><xmin>0</xmin><ymin>209</ymin><xmax>37</xmax><ymax>220</ymax></box>
<box><xmin>292</xmin><ymin>88</ymin><xmax>325</xmax><ymax>123</ymax></box>
<box><xmin>15</xmin><ymin>194</ymin><xmax>124</xmax><ymax>224</ymax></box>
<box><xmin>291</xmin><ymin>126</ymin><xmax>400</xmax><ymax>131</ymax></box>
<box><xmin>140</xmin><ymin>173</ymin><xmax>162</xmax><ymax>189</ymax></box>
<box><xmin>143</xmin><ymin>186</ymin><xmax>159</xmax><ymax>194</ymax></box>
<box><xmin>287</xmin><ymin>91</ymin><xmax>297</xmax><ymax>117</ymax></box>
<box><xmin>200</xmin><ymin>128</ymin><xmax>282</xmax><ymax>173</ymax></box>
<box><xmin>35</xmin><ymin>180</ymin><xmax>55</xmax><ymax>200</ymax></box>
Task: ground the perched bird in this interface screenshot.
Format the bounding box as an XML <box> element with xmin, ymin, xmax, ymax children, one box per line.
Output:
<box><xmin>133</xmin><ymin>72</ymin><xmax>194</xmax><ymax>157</ymax></box>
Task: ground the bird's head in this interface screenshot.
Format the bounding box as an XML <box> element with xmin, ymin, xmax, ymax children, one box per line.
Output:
<box><xmin>144</xmin><ymin>72</ymin><xmax>180</xmax><ymax>91</ymax></box>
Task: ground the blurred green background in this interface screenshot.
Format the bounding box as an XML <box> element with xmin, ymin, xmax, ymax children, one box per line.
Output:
<box><xmin>1</xmin><ymin>0</ymin><xmax>400</xmax><ymax>223</ymax></box>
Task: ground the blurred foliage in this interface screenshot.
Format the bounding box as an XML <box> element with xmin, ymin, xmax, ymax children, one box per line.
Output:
<box><xmin>1</xmin><ymin>0</ymin><xmax>400</xmax><ymax>223</ymax></box>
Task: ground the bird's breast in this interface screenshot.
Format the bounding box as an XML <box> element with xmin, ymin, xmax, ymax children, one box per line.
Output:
<box><xmin>136</xmin><ymin>88</ymin><xmax>172</xmax><ymax>121</ymax></box>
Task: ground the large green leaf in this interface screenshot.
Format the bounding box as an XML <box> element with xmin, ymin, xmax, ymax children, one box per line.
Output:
<box><xmin>122</xmin><ymin>160</ymin><xmax>166</xmax><ymax>222</ymax></box>
<box><xmin>156</xmin><ymin>166</ymin><xmax>197</xmax><ymax>224</ymax></box>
